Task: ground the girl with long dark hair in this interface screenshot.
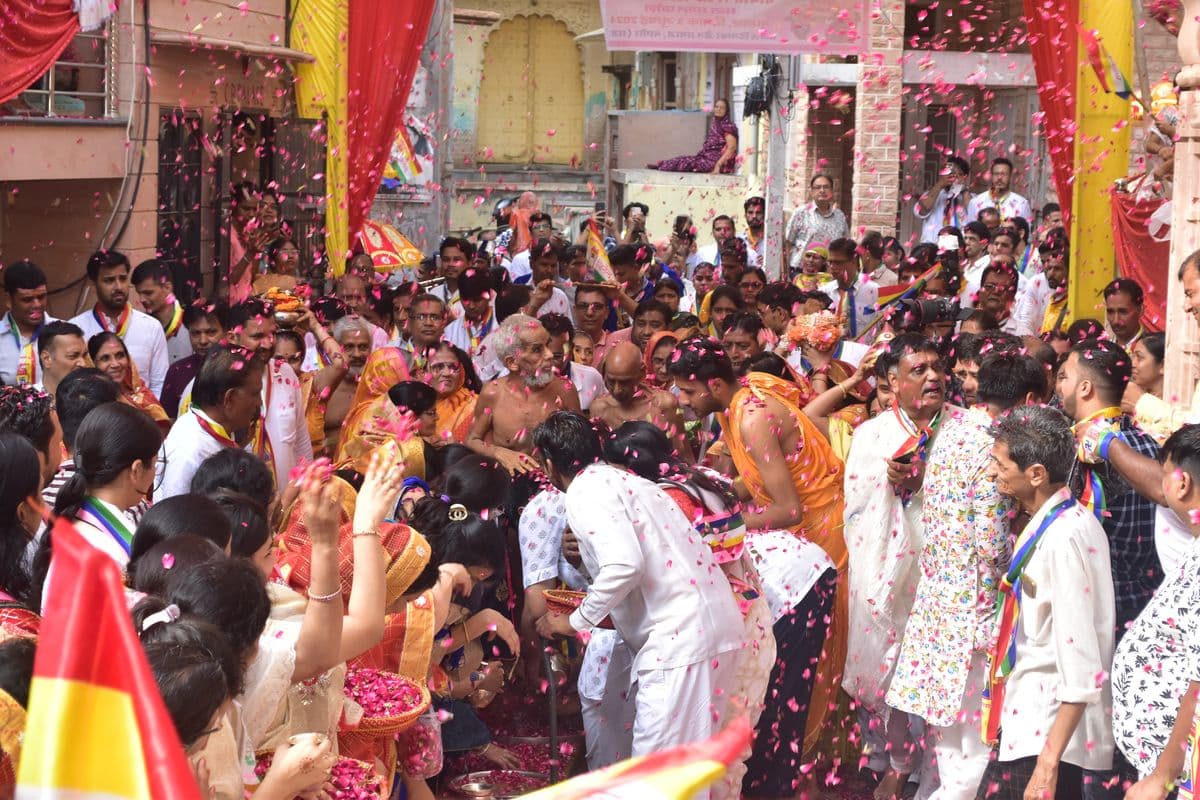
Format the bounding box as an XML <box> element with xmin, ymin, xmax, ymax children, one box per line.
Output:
<box><xmin>0</xmin><ymin>433</ymin><xmax>45</xmax><ymax>637</ymax></box>
<box><xmin>33</xmin><ymin>402</ymin><xmax>162</xmax><ymax>609</ymax></box>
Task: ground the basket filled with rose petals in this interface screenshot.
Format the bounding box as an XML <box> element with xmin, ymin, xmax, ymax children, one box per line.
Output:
<box><xmin>254</xmin><ymin>754</ymin><xmax>385</xmax><ymax>799</ymax></box>
<box><xmin>541</xmin><ymin>589</ymin><xmax>614</xmax><ymax>629</ymax></box>
<box><xmin>340</xmin><ymin>667</ymin><xmax>430</xmax><ymax>745</ymax></box>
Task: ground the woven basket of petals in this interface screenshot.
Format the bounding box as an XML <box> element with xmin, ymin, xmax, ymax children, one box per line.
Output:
<box><xmin>542</xmin><ymin>589</ymin><xmax>613</xmax><ymax>629</ymax></box>
<box><xmin>340</xmin><ymin>667</ymin><xmax>430</xmax><ymax>746</ymax></box>
<box><xmin>254</xmin><ymin>754</ymin><xmax>386</xmax><ymax>799</ymax></box>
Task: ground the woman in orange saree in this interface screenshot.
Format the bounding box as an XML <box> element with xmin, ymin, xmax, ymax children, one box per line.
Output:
<box><xmin>719</xmin><ymin>370</ymin><xmax>848</xmax><ymax>758</ymax></box>
<box><xmin>87</xmin><ymin>332</ymin><xmax>169</xmax><ymax>427</ymax></box>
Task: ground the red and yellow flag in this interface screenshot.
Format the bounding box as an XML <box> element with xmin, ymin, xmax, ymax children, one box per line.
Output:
<box><xmin>16</xmin><ymin>518</ymin><xmax>201</xmax><ymax>800</ymax></box>
<box><xmin>520</xmin><ymin>717</ymin><xmax>751</xmax><ymax>800</ymax></box>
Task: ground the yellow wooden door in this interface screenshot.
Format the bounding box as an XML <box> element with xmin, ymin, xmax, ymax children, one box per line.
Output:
<box><xmin>476</xmin><ymin>15</ymin><xmax>582</xmax><ymax>166</ymax></box>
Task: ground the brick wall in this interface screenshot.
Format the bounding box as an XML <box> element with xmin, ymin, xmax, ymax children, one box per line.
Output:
<box><xmin>851</xmin><ymin>0</ymin><xmax>905</xmax><ymax>236</ymax></box>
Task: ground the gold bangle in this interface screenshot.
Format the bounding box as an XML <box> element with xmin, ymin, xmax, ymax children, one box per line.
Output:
<box><xmin>838</xmin><ymin>383</ymin><xmax>848</xmax><ymax>398</ymax></box>
<box><xmin>352</xmin><ymin>528</ymin><xmax>380</xmax><ymax>539</ymax></box>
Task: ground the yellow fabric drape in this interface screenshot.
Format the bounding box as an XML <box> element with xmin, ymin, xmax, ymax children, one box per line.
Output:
<box><xmin>290</xmin><ymin>0</ymin><xmax>349</xmax><ymax>277</ymax></box>
<box><xmin>1067</xmin><ymin>0</ymin><xmax>1132</xmax><ymax>326</ymax></box>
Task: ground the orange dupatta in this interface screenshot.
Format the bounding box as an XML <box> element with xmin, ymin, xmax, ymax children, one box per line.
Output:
<box><xmin>121</xmin><ymin>359</ymin><xmax>169</xmax><ymax>425</ymax></box>
<box><xmin>720</xmin><ymin>371</ymin><xmax>847</xmax><ymax>755</ymax></box>
<box><xmin>435</xmin><ymin>385</ymin><xmax>477</xmax><ymax>443</ymax></box>
<box><xmin>334</xmin><ymin>348</ymin><xmax>410</xmax><ymax>465</ymax></box>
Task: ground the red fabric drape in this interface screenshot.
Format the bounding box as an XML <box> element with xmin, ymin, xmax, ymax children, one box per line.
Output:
<box><xmin>1022</xmin><ymin>0</ymin><xmax>1079</xmax><ymax>218</ymax></box>
<box><xmin>1111</xmin><ymin>190</ymin><xmax>1167</xmax><ymax>331</ymax></box>
<box><xmin>0</xmin><ymin>0</ymin><xmax>80</xmax><ymax>107</ymax></box>
<box><xmin>345</xmin><ymin>0</ymin><xmax>437</xmax><ymax>245</ymax></box>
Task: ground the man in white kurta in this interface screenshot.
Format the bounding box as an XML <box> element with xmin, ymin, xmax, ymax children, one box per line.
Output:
<box><xmin>843</xmin><ymin>337</ymin><xmax>953</xmax><ymax>787</ymax></box>
<box><xmin>518</xmin><ymin>488</ymin><xmax>634</xmax><ymax>770</ymax></box>
<box><xmin>534</xmin><ymin>437</ymin><xmax>745</xmax><ymax>782</ymax></box>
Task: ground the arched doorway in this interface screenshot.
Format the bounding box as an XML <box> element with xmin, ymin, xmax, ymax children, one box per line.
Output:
<box><xmin>475</xmin><ymin>15</ymin><xmax>584</xmax><ymax>166</ymax></box>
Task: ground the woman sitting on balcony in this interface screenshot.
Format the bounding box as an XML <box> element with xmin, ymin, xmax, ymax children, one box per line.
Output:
<box><xmin>648</xmin><ymin>99</ymin><xmax>739</xmax><ymax>175</ymax></box>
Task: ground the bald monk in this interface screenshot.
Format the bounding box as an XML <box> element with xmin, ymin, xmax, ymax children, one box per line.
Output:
<box><xmin>590</xmin><ymin>341</ymin><xmax>693</xmax><ymax>463</ymax></box>
<box><xmin>466</xmin><ymin>314</ymin><xmax>580</xmax><ymax>474</ymax></box>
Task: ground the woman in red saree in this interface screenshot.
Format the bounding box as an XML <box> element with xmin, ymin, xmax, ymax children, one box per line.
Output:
<box><xmin>87</xmin><ymin>332</ymin><xmax>169</xmax><ymax>427</ymax></box>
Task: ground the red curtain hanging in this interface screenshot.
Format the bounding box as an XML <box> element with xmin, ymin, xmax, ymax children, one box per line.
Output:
<box><xmin>1022</xmin><ymin>0</ymin><xmax>1079</xmax><ymax>218</ymax></box>
<box><xmin>345</xmin><ymin>0</ymin><xmax>437</xmax><ymax>245</ymax></box>
<box><xmin>1110</xmin><ymin>190</ymin><xmax>1167</xmax><ymax>331</ymax></box>
<box><xmin>0</xmin><ymin>0</ymin><xmax>80</xmax><ymax>107</ymax></box>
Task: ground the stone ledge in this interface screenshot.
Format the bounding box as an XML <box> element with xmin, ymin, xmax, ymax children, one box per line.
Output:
<box><xmin>611</xmin><ymin>168</ymin><xmax>748</xmax><ymax>189</ymax></box>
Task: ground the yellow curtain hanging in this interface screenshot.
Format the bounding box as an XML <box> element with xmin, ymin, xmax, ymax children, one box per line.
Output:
<box><xmin>290</xmin><ymin>0</ymin><xmax>350</xmax><ymax>277</ymax></box>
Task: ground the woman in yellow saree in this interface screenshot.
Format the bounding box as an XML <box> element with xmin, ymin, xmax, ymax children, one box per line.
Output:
<box><xmin>87</xmin><ymin>332</ymin><xmax>169</xmax><ymax>427</ymax></box>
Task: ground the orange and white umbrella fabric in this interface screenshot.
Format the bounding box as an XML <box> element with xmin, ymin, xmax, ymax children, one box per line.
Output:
<box><xmin>358</xmin><ymin>219</ymin><xmax>424</xmax><ymax>270</ymax></box>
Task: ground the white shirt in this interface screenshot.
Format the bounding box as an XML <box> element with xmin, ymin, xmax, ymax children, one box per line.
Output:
<box><xmin>42</xmin><ymin>496</ymin><xmax>135</xmax><ymax>614</ymax></box>
<box><xmin>696</xmin><ymin>241</ymin><xmax>761</xmax><ymax>268</ymax></box>
<box><xmin>72</xmin><ymin>496</ymin><xmax>135</xmax><ymax>569</ymax></box>
<box><xmin>961</xmin><ymin>257</ymin><xmax>1031</xmax><ymax>314</ymax></box>
<box><xmin>965</xmin><ymin>190</ymin><xmax>1033</xmax><ymax>225</ymax></box>
<box><xmin>997</xmin><ymin>489</ymin><xmax>1115</xmax><ymax>770</ymax></box>
<box><xmin>506</xmin><ymin>251</ymin><xmax>533</xmax><ymax>283</ymax></box>
<box><xmin>70</xmin><ymin>306</ymin><xmax>169</xmax><ymax>397</ymax></box>
<box><xmin>444</xmin><ymin>308</ymin><xmax>496</xmax><ymax>360</ymax></box>
<box><xmin>0</xmin><ymin>312</ymin><xmax>58</xmax><ymax>386</ymax></box>
<box><xmin>1112</xmin><ymin>537</ymin><xmax>1200</xmax><ymax>777</ymax></box>
<box><xmin>157</xmin><ymin>409</ymin><xmax>230</xmax><ymax>499</ymax></box>
<box><xmin>165</xmin><ymin>325</ymin><xmax>193</xmax><ymax>365</ymax></box>
<box><xmin>519</xmin><ymin>488</ymin><xmax>587</xmax><ymax>591</ymax></box>
<box><xmin>533</xmin><ymin>287</ymin><xmax>573</xmax><ymax>321</ymax></box>
<box><xmin>738</xmin><ymin>231</ymin><xmax>765</xmax><ymax>262</ymax></box>
<box><xmin>261</xmin><ymin>359</ymin><xmax>313</xmax><ymax>489</ymax></box>
<box><xmin>785</xmin><ymin>337</ymin><xmax>870</xmax><ymax>376</ymax></box>
<box><xmin>1012</xmin><ymin>271</ymin><xmax>1055</xmax><ymax>336</ymax></box>
<box><xmin>744</xmin><ymin>529</ymin><xmax>834</xmax><ymax>622</ymax></box>
<box><xmin>913</xmin><ymin>186</ymin><xmax>972</xmax><ymax>244</ymax></box>
<box><xmin>474</xmin><ymin>330</ymin><xmax>504</xmax><ymax>382</ymax></box>
<box><xmin>566</xmin><ymin>361</ymin><xmax>604</xmax><ymax>411</ymax></box>
<box><xmin>564</xmin><ymin>463</ymin><xmax>745</xmax><ymax>673</ymax></box>
<box><xmin>819</xmin><ymin>274</ymin><xmax>880</xmax><ymax>339</ymax></box>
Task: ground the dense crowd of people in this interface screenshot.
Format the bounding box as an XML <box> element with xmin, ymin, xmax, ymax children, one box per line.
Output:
<box><xmin>0</xmin><ymin>156</ymin><xmax>1193</xmax><ymax>800</ymax></box>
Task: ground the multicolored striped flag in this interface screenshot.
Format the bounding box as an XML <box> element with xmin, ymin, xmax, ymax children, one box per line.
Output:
<box><xmin>1077</xmin><ymin>24</ymin><xmax>1134</xmax><ymax>100</ymax></box>
<box><xmin>869</xmin><ymin>263</ymin><xmax>941</xmax><ymax>314</ymax></box>
<box><xmin>584</xmin><ymin>220</ymin><xmax>617</xmax><ymax>284</ymax></box>
<box><xmin>16</xmin><ymin>517</ymin><xmax>201</xmax><ymax>799</ymax></box>
<box><xmin>519</xmin><ymin>717</ymin><xmax>751</xmax><ymax>800</ymax></box>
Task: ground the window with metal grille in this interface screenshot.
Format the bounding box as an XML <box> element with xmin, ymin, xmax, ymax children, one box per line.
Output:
<box><xmin>157</xmin><ymin>111</ymin><xmax>203</xmax><ymax>304</ymax></box>
<box><xmin>4</xmin><ymin>28</ymin><xmax>114</xmax><ymax>119</ymax></box>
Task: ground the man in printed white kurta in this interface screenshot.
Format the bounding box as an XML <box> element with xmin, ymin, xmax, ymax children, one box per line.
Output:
<box><xmin>888</xmin><ymin>402</ymin><xmax>1016</xmax><ymax>800</ymax></box>
<box><xmin>843</xmin><ymin>336</ymin><xmax>952</xmax><ymax>792</ymax></box>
